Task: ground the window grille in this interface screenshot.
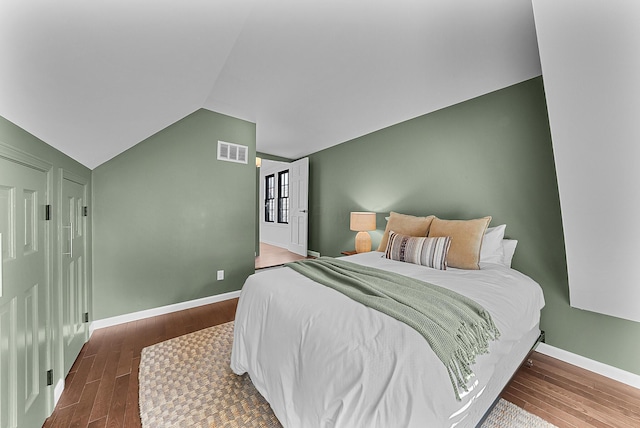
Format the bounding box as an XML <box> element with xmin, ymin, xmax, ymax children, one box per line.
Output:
<box><xmin>278</xmin><ymin>170</ymin><xmax>289</xmax><ymax>224</ymax></box>
<box><xmin>265</xmin><ymin>174</ymin><xmax>275</xmax><ymax>222</ymax></box>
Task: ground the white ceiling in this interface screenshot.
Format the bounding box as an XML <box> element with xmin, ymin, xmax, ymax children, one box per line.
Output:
<box><xmin>0</xmin><ymin>0</ymin><xmax>542</xmax><ymax>169</ymax></box>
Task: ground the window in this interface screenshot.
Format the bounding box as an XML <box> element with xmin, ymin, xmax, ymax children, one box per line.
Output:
<box><xmin>278</xmin><ymin>170</ymin><xmax>289</xmax><ymax>224</ymax></box>
<box><xmin>264</xmin><ymin>170</ymin><xmax>290</xmax><ymax>224</ymax></box>
<box><xmin>265</xmin><ymin>174</ymin><xmax>275</xmax><ymax>222</ymax></box>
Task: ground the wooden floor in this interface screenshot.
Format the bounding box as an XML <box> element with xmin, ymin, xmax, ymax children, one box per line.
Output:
<box><xmin>44</xmin><ymin>298</ymin><xmax>640</xmax><ymax>428</ymax></box>
<box><xmin>255</xmin><ymin>242</ymin><xmax>308</xmax><ymax>269</ymax></box>
<box><xmin>43</xmin><ymin>299</ymin><xmax>238</xmax><ymax>428</ymax></box>
<box><xmin>502</xmin><ymin>352</ymin><xmax>640</xmax><ymax>427</ymax></box>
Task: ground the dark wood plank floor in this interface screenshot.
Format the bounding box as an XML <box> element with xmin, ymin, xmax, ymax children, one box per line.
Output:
<box><xmin>44</xmin><ymin>297</ymin><xmax>640</xmax><ymax>428</ymax></box>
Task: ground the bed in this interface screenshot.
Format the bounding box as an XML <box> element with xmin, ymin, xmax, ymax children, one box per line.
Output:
<box><xmin>231</xmin><ymin>218</ymin><xmax>545</xmax><ymax>428</ymax></box>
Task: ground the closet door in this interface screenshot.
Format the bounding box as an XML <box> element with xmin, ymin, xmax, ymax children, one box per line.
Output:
<box><xmin>0</xmin><ymin>155</ymin><xmax>50</xmax><ymax>428</ymax></box>
<box><xmin>60</xmin><ymin>172</ymin><xmax>88</xmax><ymax>374</ymax></box>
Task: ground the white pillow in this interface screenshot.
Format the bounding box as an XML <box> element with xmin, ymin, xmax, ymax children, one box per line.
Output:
<box><xmin>502</xmin><ymin>239</ymin><xmax>518</xmax><ymax>267</ymax></box>
<box><xmin>480</xmin><ymin>224</ymin><xmax>506</xmax><ymax>264</ymax></box>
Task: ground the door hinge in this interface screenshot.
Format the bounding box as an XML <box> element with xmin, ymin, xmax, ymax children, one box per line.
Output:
<box><xmin>83</xmin><ymin>312</ymin><xmax>89</xmax><ymax>323</ymax></box>
<box><xmin>46</xmin><ymin>369</ymin><xmax>53</xmax><ymax>386</ymax></box>
<box><xmin>45</xmin><ymin>204</ymin><xmax>51</xmax><ymax>221</ymax></box>
<box><xmin>83</xmin><ymin>206</ymin><xmax>88</xmax><ymax>217</ymax></box>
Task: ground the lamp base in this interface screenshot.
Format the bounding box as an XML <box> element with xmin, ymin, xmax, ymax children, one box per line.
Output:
<box><xmin>355</xmin><ymin>231</ymin><xmax>372</xmax><ymax>253</ymax></box>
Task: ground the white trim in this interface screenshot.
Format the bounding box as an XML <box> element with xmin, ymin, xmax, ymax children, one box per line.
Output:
<box><xmin>89</xmin><ymin>291</ymin><xmax>241</xmax><ymax>336</ymax></box>
<box><xmin>536</xmin><ymin>343</ymin><xmax>640</xmax><ymax>390</ymax></box>
<box><xmin>53</xmin><ymin>378</ymin><xmax>65</xmax><ymax>407</ymax></box>
<box><xmin>260</xmin><ymin>239</ymin><xmax>288</xmax><ymax>248</ymax></box>
<box><xmin>0</xmin><ymin>140</ymin><xmax>53</xmax><ymax>172</ymax></box>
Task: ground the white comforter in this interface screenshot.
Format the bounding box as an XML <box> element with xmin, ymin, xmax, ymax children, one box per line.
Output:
<box><xmin>231</xmin><ymin>252</ymin><xmax>545</xmax><ymax>428</ymax></box>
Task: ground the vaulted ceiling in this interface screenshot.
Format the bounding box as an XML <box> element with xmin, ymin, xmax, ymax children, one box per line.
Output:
<box><xmin>0</xmin><ymin>0</ymin><xmax>542</xmax><ymax>169</ymax></box>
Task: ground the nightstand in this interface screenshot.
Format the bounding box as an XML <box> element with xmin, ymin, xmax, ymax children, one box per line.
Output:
<box><xmin>341</xmin><ymin>250</ymin><xmax>358</xmax><ymax>256</ymax></box>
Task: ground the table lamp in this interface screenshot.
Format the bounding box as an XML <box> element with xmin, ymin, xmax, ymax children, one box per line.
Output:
<box><xmin>350</xmin><ymin>212</ymin><xmax>376</xmax><ymax>253</ymax></box>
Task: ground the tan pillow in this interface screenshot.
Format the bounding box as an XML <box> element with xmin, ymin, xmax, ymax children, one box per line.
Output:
<box><xmin>377</xmin><ymin>212</ymin><xmax>435</xmax><ymax>252</ymax></box>
<box><xmin>428</xmin><ymin>216</ymin><xmax>492</xmax><ymax>270</ymax></box>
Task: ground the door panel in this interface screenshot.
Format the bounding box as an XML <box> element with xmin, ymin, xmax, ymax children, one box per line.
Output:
<box><xmin>0</xmin><ymin>156</ymin><xmax>49</xmax><ymax>428</ymax></box>
<box><xmin>0</xmin><ymin>298</ymin><xmax>17</xmax><ymax>428</ymax></box>
<box><xmin>0</xmin><ymin>185</ymin><xmax>15</xmax><ymax>266</ymax></box>
<box><xmin>61</xmin><ymin>176</ymin><xmax>87</xmax><ymax>374</ymax></box>
<box><xmin>24</xmin><ymin>283</ymin><xmax>40</xmax><ymax>411</ymax></box>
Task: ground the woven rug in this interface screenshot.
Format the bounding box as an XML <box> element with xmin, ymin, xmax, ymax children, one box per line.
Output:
<box><xmin>139</xmin><ymin>321</ymin><xmax>556</xmax><ymax>428</ymax></box>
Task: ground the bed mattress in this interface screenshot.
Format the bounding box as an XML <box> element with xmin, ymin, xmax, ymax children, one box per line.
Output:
<box><xmin>231</xmin><ymin>252</ymin><xmax>545</xmax><ymax>427</ymax></box>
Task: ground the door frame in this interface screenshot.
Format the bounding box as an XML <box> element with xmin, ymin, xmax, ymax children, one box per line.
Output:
<box><xmin>257</xmin><ymin>158</ymin><xmax>309</xmax><ymax>257</ymax></box>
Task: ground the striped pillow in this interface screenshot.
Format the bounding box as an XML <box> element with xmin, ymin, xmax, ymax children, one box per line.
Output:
<box><xmin>385</xmin><ymin>231</ymin><xmax>452</xmax><ymax>270</ymax></box>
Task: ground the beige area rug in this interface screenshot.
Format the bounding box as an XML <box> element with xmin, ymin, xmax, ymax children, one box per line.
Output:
<box><xmin>139</xmin><ymin>322</ymin><xmax>557</xmax><ymax>428</ymax></box>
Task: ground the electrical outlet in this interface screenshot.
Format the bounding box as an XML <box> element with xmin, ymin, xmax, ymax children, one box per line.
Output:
<box><xmin>217</xmin><ymin>270</ymin><xmax>224</xmax><ymax>281</ymax></box>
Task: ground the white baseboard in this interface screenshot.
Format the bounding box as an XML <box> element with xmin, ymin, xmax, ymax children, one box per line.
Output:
<box><xmin>259</xmin><ymin>239</ymin><xmax>288</xmax><ymax>249</ymax></box>
<box><xmin>89</xmin><ymin>290</ymin><xmax>241</xmax><ymax>336</ymax></box>
<box><xmin>536</xmin><ymin>342</ymin><xmax>640</xmax><ymax>390</ymax></box>
<box><xmin>53</xmin><ymin>378</ymin><xmax>65</xmax><ymax>407</ymax></box>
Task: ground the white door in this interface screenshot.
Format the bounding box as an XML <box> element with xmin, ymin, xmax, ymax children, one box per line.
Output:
<box><xmin>60</xmin><ymin>172</ymin><xmax>88</xmax><ymax>374</ymax></box>
<box><xmin>0</xmin><ymin>154</ymin><xmax>50</xmax><ymax>428</ymax></box>
<box><xmin>287</xmin><ymin>157</ymin><xmax>309</xmax><ymax>256</ymax></box>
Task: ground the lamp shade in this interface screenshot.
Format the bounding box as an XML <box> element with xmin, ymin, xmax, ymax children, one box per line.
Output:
<box><xmin>350</xmin><ymin>212</ymin><xmax>376</xmax><ymax>232</ymax></box>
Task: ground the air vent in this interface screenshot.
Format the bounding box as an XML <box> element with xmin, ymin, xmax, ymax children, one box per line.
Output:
<box><xmin>218</xmin><ymin>141</ymin><xmax>248</xmax><ymax>164</ymax></box>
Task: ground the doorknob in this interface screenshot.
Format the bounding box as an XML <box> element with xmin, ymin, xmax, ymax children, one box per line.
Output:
<box><xmin>300</xmin><ymin>209</ymin><xmax>308</xmax><ymax>213</ymax></box>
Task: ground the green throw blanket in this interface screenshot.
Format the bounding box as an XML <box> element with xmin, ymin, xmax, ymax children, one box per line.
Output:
<box><xmin>286</xmin><ymin>257</ymin><xmax>500</xmax><ymax>401</ymax></box>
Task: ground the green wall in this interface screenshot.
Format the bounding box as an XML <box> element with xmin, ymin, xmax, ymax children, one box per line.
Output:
<box><xmin>307</xmin><ymin>77</ymin><xmax>640</xmax><ymax>375</ymax></box>
<box><xmin>0</xmin><ymin>115</ymin><xmax>93</xmax><ymax>410</ymax></box>
<box><xmin>92</xmin><ymin>109</ymin><xmax>256</xmax><ymax>320</ymax></box>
